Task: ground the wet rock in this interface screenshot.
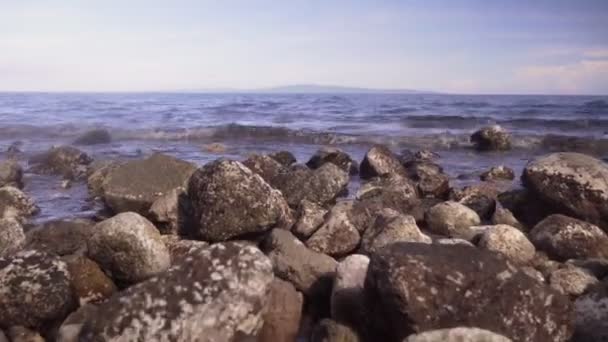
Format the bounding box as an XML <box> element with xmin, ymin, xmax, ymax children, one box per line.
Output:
<box><xmin>549</xmin><ymin>265</ymin><xmax>598</xmax><ymax>297</ymax></box>
<box><xmin>269</xmin><ymin>150</ymin><xmax>297</xmax><ymax>166</ymax></box>
<box><xmin>0</xmin><ymin>186</ymin><xmax>39</xmax><ymax>221</ymax></box>
<box><xmin>7</xmin><ymin>326</ymin><xmax>44</xmax><ymax>342</ymax></box>
<box><xmin>0</xmin><ymin>160</ymin><xmax>23</xmax><ymax>189</ymax></box>
<box><xmin>492</xmin><ymin>206</ymin><xmax>525</xmax><ymax>231</ymax></box>
<box><xmin>259</xmin><ymin>279</ymin><xmax>303</xmax><ymax>342</ymax></box>
<box><xmin>399</xmin><ymin>149</ymin><xmax>440</xmax><ymax>164</ymax></box>
<box><xmin>471</xmin><ymin>125</ymin><xmax>511</xmax><ymax>151</ymax></box>
<box><xmin>530</xmin><ymin>214</ymin><xmax>608</xmax><ymax>261</ymax></box>
<box><xmin>425</xmin><ymin>201</ymin><xmax>481</xmax><ymax>239</ymax></box>
<box><xmin>64</xmin><ymin>256</ymin><xmax>117</xmax><ymax>305</ymax></box>
<box><xmin>78</xmin><ymin>242</ymin><xmax>274</xmax><ymax>341</ymax></box>
<box><xmin>243</xmin><ymin>153</ymin><xmax>285</xmax><ymax>185</ymax></box>
<box><xmin>262</xmin><ymin>229</ymin><xmax>337</xmax><ymax>299</ymax></box>
<box><xmin>86</xmin><ymin>160</ymin><xmax>121</xmax><ymax>198</ymax></box>
<box><xmin>275</xmin><ymin>163</ymin><xmax>349</xmax><ymax>208</ymax></box>
<box><xmin>29</xmin><ymin>146</ymin><xmax>92</xmax><ymax>180</ymax></box>
<box><xmin>360</xmin><ymin>145</ymin><xmax>405</xmax><ymax>179</ymax></box>
<box><xmin>73</xmin><ymin>129</ymin><xmax>111</xmax><ymax>145</ymax></box>
<box><xmin>360</xmin><ymin>208</ymin><xmax>430</xmax><ymax>254</ymax></box>
<box><xmin>293</xmin><ymin>200</ymin><xmax>327</xmax><ymax>239</ymax></box>
<box><xmin>0</xmin><ymin>250</ymin><xmax>75</xmax><ymax>330</ymax></box>
<box><xmin>148</xmin><ymin>188</ymin><xmax>192</xmax><ymax>235</ymax></box>
<box><xmin>87</xmin><ymin>212</ymin><xmax>170</xmax><ymax>285</ymax></box>
<box><xmin>572</xmin><ymin>281</ymin><xmax>608</xmax><ymax>341</ymax></box>
<box><xmin>311</xmin><ymin>319</ymin><xmax>361</xmax><ymax>342</ymax></box>
<box><xmin>187</xmin><ymin>159</ymin><xmax>293</xmax><ymax>241</ymax></box>
<box><xmin>307</xmin><ymin>147</ymin><xmax>359</xmax><ymax>175</ymax></box>
<box><xmin>477</xmin><ymin>224</ymin><xmax>536</xmax><ymax>265</ymax></box>
<box><xmin>480</xmin><ymin>165</ymin><xmax>515</xmax><ymax>181</ymax></box>
<box><xmin>0</xmin><ymin>218</ymin><xmax>25</xmax><ymax>257</ymax></box>
<box><xmin>450</xmin><ymin>183</ymin><xmax>500</xmax><ymax>220</ymax></box>
<box><xmin>25</xmin><ymin>219</ymin><xmax>94</xmax><ymax>256</ymax></box>
<box><xmin>364</xmin><ymin>243</ymin><xmax>572</xmax><ymax>342</ymax></box>
<box><xmin>405</xmin><ymin>327</ymin><xmax>512</xmax><ymax>342</ymax></box>
<box><xmin>56</xmin><ymin>304</ymin><xmax>99</xmax><ymax>342</ymax></box>
<box><xmin>522</xmin><ymin>152</ymin><xmax>608</xmax><ymax>227</ymax></box>
<box><xmin>331</xmin><ymin>254</ymin><xmax>369</xmax><ymax>329</ymax></box>
<box><xmin>403</xmin><ymin>160</ymin><xmax>450</xmax><ymax>199</ymax></box>
<box><xmin>566</xmin><ymin>258</ymin><xmax>608</xmax><ymax>279</ymax></box>
<box><xmin>306</xmin><ymin>201</ymin><xmax>361</xmax><ymax>258</ymax></box>
<box><xmin>101</xmin><ymin>153</ymin><xmax>196</xmax><ymax>216</ymax></box>
<box><xmin>160</xmin><ymin>235</ymin><xmax>209</xmax><ymax>264</ymax></box>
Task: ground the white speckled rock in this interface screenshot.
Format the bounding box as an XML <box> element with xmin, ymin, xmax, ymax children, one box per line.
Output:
<box><xmin>573</xmin><ymin>281</ymin><xmax>608</xmax><ymax>341</ymax></box>
<box><xmin>480</xmin><ymin>165</ymin><xmax>515</xmax><ymax>181</ymax></box>
<box><xmin>471</xmin><ymin>125</ymin><xmax>511</xmax><ymax>151</ymax></box>
<box><xmin>0</xmin><ymin>218</ymin><xmax>25</xmax><ymax>257</ymax></box>
<box><xmin>306</xmin><ymin>201</ymin><xmax>360</xmax><ymax>257</ymax></box>
<box><xmin>359</xmin><ymin>145</ymin><xmax>406</xmax><ymax>179</ymax></box>
<box><xmin>87</xmin><ymin>212</ymin><xmax>170</xmax><ymax>284</ymax></box>
<box><xmin>293</xmin><ymin>200</ymin><xmax>327</xmax><ymax>239</ymax></box>
<box><xmin>360</xmin><ymin>208</ymin><xmax>430</xmax><ymax>254</ymax></box>
<box><xmin>78</xmin><ymin>242</ymin><xmax>274</xmax><ymax>341</ymax></box>
<box><xmin>0</xmin><ymin>160</ymin><xmax>23</xmax><ymax>189</ymax></box>
<box><xmin>406</xmin><ymin>327</ymin><xmax>512</xmax><ymax>342</ymax></box>
<box><xmin>0</xmin><ymin>250</ymin><xmax>75</xmax><ymax>330</ymax></box>
<box><xmin>425</xmin><ymin>201</ymin><xmax>481</xmax><ymax>239</ymax></box>
<box><xmin>477</xmin><ymin>224</ymin><xmax>536</xmax><ymax>265</ymax></box>
<box><xmin>0</xmin><ymin>186</ymin><xmax>39</xmax><ymax>222</ymax></box>
<box><xmin>549</xmin><ymin>266</ymin><xmax>598</xmax><ymax>297</ymax></box>
<box><xmin>331</xmin><ymin>254</ymin><xmax>369</xmax><ymax>329</ymax></box>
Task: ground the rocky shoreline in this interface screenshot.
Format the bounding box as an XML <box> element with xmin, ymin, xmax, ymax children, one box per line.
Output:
<box><xmin>1</xmin><ymin>125</ymin><xmax>608</xmax><ymax>341</ymax></box>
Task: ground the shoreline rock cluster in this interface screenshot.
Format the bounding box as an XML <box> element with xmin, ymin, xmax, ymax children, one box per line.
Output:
<box><xmin>1</xmin><ymin>126</ymin><xmax>608</xmax><ymax>341</ymax></box>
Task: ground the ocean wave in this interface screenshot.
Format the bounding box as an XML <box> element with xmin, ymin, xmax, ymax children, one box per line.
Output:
<box><xmin>402</xmin><ymin>115</ymin><xmax>608</xmax><ymax>131</ymax></box>
<box><xmin>584</xmin><ymin>100</ymin><xmax>608</xmax><ymax>109</ymax></box>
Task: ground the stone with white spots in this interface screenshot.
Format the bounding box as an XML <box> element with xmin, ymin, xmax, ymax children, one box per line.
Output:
<box><xmin>0</xmin><ymin>218</ymin><xmax>25</xmax><ymax>257</ymax></box>
<box><xmin>306</xmin><ymin>201</ymin><xmax>361</xmax><ymax>257</ymax></box>
<box><xmin>549</xmin><ymin>265</ymin><xmax>598</xmax><ymax>297</ymax></box>
<box><xmin>0</xmin><ymin>160</ymin><xmax>23</xmax><ymax>189</ymax></box>
<box><xmin>360</xmin><ymin>208</ymin><xmax>431</xmax><ymax>254</ymax></box>
<box><xmin>0</xmin><ymin>186</ymin><xmax>39</xmax><ymax>222</ymax></box>
<box><xmin>425</xmin><ymin>201</ymin><xmax>481</xmax><ymax>239</ymax></box>
<box><xmin>360</xmin><ymin>145</ymin><xmax>406</xmax><ymax>179</ymax></box>
<box><xmin>477</xmin><ymin>224</ymin><xmax>536</xmax><ymax>265</ymax></box>
<box><xmin>471</xmin><ymin>125</ymin><xmax>511</xmax><ymax>151</ymax></box>
<box><xmin>293</xmin><ymin>200</ymin><xmax>327</xmax><ymax>239</ymax></box>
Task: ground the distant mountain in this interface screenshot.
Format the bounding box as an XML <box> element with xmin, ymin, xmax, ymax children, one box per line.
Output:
<box><xmin>258</xmin><ymin>84</ymin><xmax>433</xmax><ymax>94</ymax></box>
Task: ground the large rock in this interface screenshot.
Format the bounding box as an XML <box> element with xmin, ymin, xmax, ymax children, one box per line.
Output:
<box><xmin>259</xmin><ymin>279</ymin><xmax>303</xmax><ymax>342</ymax></box>
<box><xmin>64</xmin><ymin>256</ymin><xmax>117</xmax><ymax>305</ymax></box>
<box><xmin>498</xmin><ymin>189</ymin><xmax>556</xmax><ymax>227</ymax></box>
<box><xmin>56</xmin><ymin>304</ymin><xmax>98</xmax><ymax>342</ymax></box>
<box><xmin>243</xmin><ymin>154</ymin><xmax>285</xmax><ymax>185</ymax></box>
<box><xmin>87</xmin><ymin>212</ymin><xmax>170</xmax><ymax>284</ymax></box>
<box><xmin>101</xmin><ymin>153</ymin><xmax>196</xmax><ymax>215</ymax></box>
<box><xmin>160</xmin><ymin>235</ymin><xmax>209</xmax><ymax>264</ymax></box>
<box><xmin>572</xmin><ymin>281</ymin><xmax>608</xmax><ymax>341</ymax></box>
<box><xmin>0</xmin><ymin>250</ymin><xmax>75</xmax><ymax>330</ymax></box>
<box><xmin>425</xmin><ymin>201</ymin><xmax>481</xmax><ymax>239</ymax></box>
<box><xmin>492</xmin><ymin>207</ymin><xmax>525</xmax><ymax>231</ymax></box>
<box><xmin>471</xmin><ymin>125</ymin><xmax>511</xmax><ymax>151</ymax></box>
<box><xmin>262</xmin><ymin>229</ymin><xmax>337</xmax><ymax>299</ymax></box>
<box><xmin>360</xmin><ymin>208</ymin><xmax>430</xmax><ymax>254</ymax></box>
<box><xmin>451</xmin><ymin>183</ymin><xmax>501</xmax><ymax>220</ymax></box>
<box><xmin>403</xmin><ymin>160</ymin><xmax>450</xmax><ymax>199</ymax></box>
<box><xmin>73</xmin><ymin>129</ymin><xmax>111</xmax><ymax>145</ymax></box>
<box><xmin>331</xmin><ymin>254</ymin><xmax>369</xmax><ymax>329</ymax></box>
<box><xmin>522</xmin><ymin>152</ymin><xmax>608</xmax><ymax>227</ymax></box>
<box><xmin>269</xmin><ymin>150</ymin><xmax>297</xmax><ymax>166</ymax></box>
<box><xmin>405</xmin><ymin>327</ymin><xmax>512</xmax><ymax>342</ymax></box>
<box><xmin>306</xmin><ymin>147</ymin><xmax>358</xmax><ymax>175</ymax></box>
<box><xmin>148</xmin><ymin>188</ymin><xmax>192</xmax><ymax>235</ymax></box>
<box><xmin>187</xmin><ymin>159</ymin><xmax>293</xmax><ymax>241</ymax></box>
<box><xmin>0</xmin><ymin>218</ymin><xmax>25</xmax><ymax>257</ymax></box>
<box><xmin>86</xmin><ymin>160</ymin><xmax>121</xmax><ymax>198</ymax></box>
<box><xmin>29</xmin><ymin>146</ymin><xmax>92</xmax><ymax>180</ymax></box>
<box><xmin>293</xmin><ymin>200</ymin><xmax>327</xmax><ymax>239</ymax></box>
<box><xmin>549</xmin><ymin>265</ymin><xmax>598</xmax><ymax>297</ymax></box>
<box><xmin>0</xmin><ymin>186</ymin><xmax>39</xmax><ymax>221</ymax></box>
<box><xmin>477</xmin><ymin>224</ymin><xmax>536</xmax><ymax>265</ymax></box>
<box><xmin>311</xmin><ymin>319</ymin><xmax>361</xmax><ymax>342</ymax></box>
<box><xmin>6</xmin><ymin>326</ymin><xmax>44</xmax><ymax>342</ymax></box>
<box><xmin>481</xmin><ymin>165</ymin><xmax>515</xmax><ymax>181</ymax></box>
<box><xmin>306</xmin><ymin>201</ymin><xmax>361</xmax><ymax>258</ymax></box>
<box><xmin>360</xmin><ymin>145</ymin><xmax>405</xmax><ymax>179</ymax></box>
<box><xmin>530</xmin><ymin>214</ymin><xmax>608</xmax><ymax>261</ymax></box>
<box><xmin>78</xmin><ymin>242</ymin><xmax>274</xmax><ymax>341</ymax></box>
<box><xmin>25</xmin><ymin>219</ymin><xmax>94</xmax><ymax>256</ymax></box>
<box><xmin>364</xmin><ymin>243</ymin><xmax>572</xmax><ymax>342</ymax></box>
<box><xmin>275</xmin><ymin>163</ymin><xmax>349</xmax><ymax>208</ymax></box>
<box><xmin>0</xmin><ymin>160</ymin><xmax>23</xmax><ymax>189</ymax></box>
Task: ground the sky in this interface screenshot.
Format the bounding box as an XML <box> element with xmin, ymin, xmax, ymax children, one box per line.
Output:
<box><xmin>0</xmin><ymin>0</ymin><xmax>607</xmax><ymax>94</ymax></box>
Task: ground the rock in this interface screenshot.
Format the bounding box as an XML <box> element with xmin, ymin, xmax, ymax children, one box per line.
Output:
<box><xmin>0</xmin><ymin>250</ymin><xmax>75</xmax><ymax>330</ymax></box>
<box><xmin>262</xmin><ymin>229</ymin><xmax>337</xmax><ymax>299</ymax></box>
<box><xmin>360</xmin><ymin>145</ymin><xmax>405</xmax><ymax>179</ymax></box>
<box><xmin>61</xmin><ymin>179</ymin><xmax>72</xmax><ymax>189</ymax></box>
<box><xmin>405</xmin><ymin>327</ymin><xmax>512</xmax><ymax>342</ymax></box>
<box><xmin>187</xmin><ymin>159</ymin><xmax>293</xmax><ymax>241</ymax></box>
<box><xmin>202</xmin><ymin>142</ymin><xmax>226</xmax><ymax>153</ymax></box>
<box><xmin>25</xmin><ymin>219</ymin><xmax>94</xmax><ymax>256</ymax></box>
<box><xmin>29</xmin><ymin>146</ymin><xmax>92</xmax><ymax>180</ymax></box>
<box><xmin>306</xmin><ymin>202</ymin><xmax>361</xmax><ymax>258</ymax></box>
<box><xmin>331</xmin><ymin>254</ymin><xmax>369</xmax><ymax>329</ymax></box>
<box><xmin>399</xmin><ymin>149</ymin><xmax>440</xmax><ymax>164</ymax></box>
<box><xmin>275</xmin><ymin>163</ymin><xmax>349</xmax><ymax>208</ymax></box>
<box><xmin>572</xmin><ymin>281</ymin><xmax>608</xmax><ymax>341</ymax></box>
<box><xmin>160</xmin><ymin>235</ymin><xmax>209</xmax><ymax>264</ymax></box>
<box><xmin>7</xmin><ymin>326</ymin><xmax>44</xmax><ymax>342</ymax></box>
<box><xmin>311</xmin><ymin>319</ymin><xmax>360</xmax><ymax>342</ymax></box>
<box><xmin>549</xmin><ymin>265</ymin><xmax>598</xmax><ymax>297</ymax></box>
<box><xmin>471</xmin><ymin>125</ymin><xmax>511</xmax><ymax>151</ymax></box>
<box><xmin>364</xmin><ymin>243</ymin><xmax>572</xmax><ymax>342</ymax></box>
<box><xmin>101</xmin><ymin>153</ymin><xmax>196</xmax><ymax>216</ymax></box>
<box><xmin>521</xmin><ymin>266</ymin><xmax>546</xmax><ymax>283</ymax></box>
<box><xmin>566</xmin><ymin>258</ymin><xmax>608</xmax><ymax>279</ymax></box>
<box><xmin>86</xmin><ymin>160</ymin><xmax>121</xmax><ymax>198</ymax></box>
<box><xmin>293</xmin><ymin>200</ymin><xmax>328</xmax><ymax>239</ymax></box>
<box><xmin>87</xmin><ymin>212</ymin><xmax>170</xmax><ymax>285</ymax></box>
<box><xmin>360</xmin><ymin>208</ymin><xmax>431</xmax><ymax>254</ymax></box>
<box><xmin>64</xmin><ymin>256</ymin><xmax>117</xmax><ymax>305</ymax></box>
<box><xmin>306</xmin><ymin>147</ymin><xmax>359</xmax><ymax>175</ymax></box>
<box><xmin>0</xmin><ymin>331</ymin><xmax>6</xmax><ymax>342</ymax></box>
<box><xmin>6</xmin><ymin>141</ymin><xmax>22</xmax><ymax>158</ymax></box>
<box><xmin>532</xmin><ymin>252</ymin><xmax>562</xmax><ymax>279</ymax></box>
<box><xmin>477</xmin><ymin>224</ymin><xmax>536</xmax><ymax>265</ymax></box>
<box><xmin>497</xmin><ymin>189</ymin><xmax>554</xmax><ymax>227</ymax></box>
<box><xmin>73</xmin><ymin>129</ymin><xmax>111</xmax><ymax>145</ymax></box>
<box><xmin>434</xmin><ymin>238</ymin><xmax>475</xmax><ymax>247</ymax></box>
<box><xmin>269</xmin><ymin>150</ymin><xmax>297</xmax><ymax>166</ymax></box>
<box><xmin>403</xmin><ymin>160</ymin><xmax>450</xmax><ymax>199</ymax></box>
<box><xmin>259</xmin><ymin>279</ymin><xmax>303</xmax><ymax>342</ymax></box>
<box><xmin>530</xmin><ymin>214</ymin><xmax>608</xmax><ymax>261</ymax></box>
<box><xmin>492</xmin><ymin>206</ymin><xmax>525</xmax><ymax>231</ymax></box>
<box><xmin>481</xmin><ymin>165</ymin><xmax>515</xmax><ymax>181</ymax></box>
<box><xmin>0</xmin><ymin>186</ymin><xmax>39</xmax><ymax>221</ymax></box>
<box><xmin>451</xmin><ymin>184</ymin><xmax>500</xmax><ymax>220</ymax></box>
<box><xmin>78</xmin><ymin>242</ymin><xmax>273</xmax><ymax>341</ymax></box>
<box><xmin>0</xmin><ymin>160</ymin><xmax>23</xmax><ymax>189</ymax></box>
<box><xmin>0</xmin><ymin>218</ymin><xmax>25</xmax><ymax>257</ymax></box>
<box><xmin>56</xmin><ymin>304</ymin><xmax>99</xmax><ymax>342</ymax></box>
<box><xmin>243</xmin><ymin>154</ymin><xmax>285</xmax><ymax>185</ymax></box>
<box><xmin>522</xmin><ymin>152</ymin><xmax>608</xmax><ymax>227</ymax></box>
<box><xmin>148</xmin><ymin>188</ymin><xmax>191</xmax><ymax>235</ymax></box>
<box><xmin>425</xmin><ymin>201</ymin><xmax>481</xmax><ymax>239</ymax></box>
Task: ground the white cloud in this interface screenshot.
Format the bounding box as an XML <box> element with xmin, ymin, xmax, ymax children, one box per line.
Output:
<box><xmin>515</xmin><ymin>59</ymin><xmax>608</xmax><ymax>94</ymax></box>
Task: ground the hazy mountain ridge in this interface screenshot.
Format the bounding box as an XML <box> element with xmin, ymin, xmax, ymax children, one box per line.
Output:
<box><xmin>183</xmin><ymin>84</ymin><xmax>435</xmax><ymax>94</ymax></box>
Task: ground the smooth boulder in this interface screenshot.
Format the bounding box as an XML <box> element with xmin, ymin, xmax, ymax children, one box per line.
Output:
<box><xmin>331</xmin><ymin>254</ymin><xmax>369</xmax><ymax>329</ymax></box>
<box><xmin>307</xmin><ymin>147</ymin><xmax>359</xmax><ymax>175</ymax></box>
<box><xmin>471</xmin><ymin>125</ymin><xmax>511</xmax><ymax>151</ymax></box>
<box><xmin>477</xmin><ymin>224</ymin><xmax>536</xmax><ymax>265</ymax></box>
<box><xmin>360</xmin><ymin>145</ymin><xmax>405</xmax><ymax>179</ymax></box>
<box><xmin>425</xmin><ymin>201</ymin><xmax>481</xmax><ymax>239</ymax></box>
<box><xmin>360</xmin><ymin>208</ymin><xmax>430</xmax><ymax>254</ymax></box>
<box><xmin>25</xmin><ymin>219</ymin><xmax>94</xmax><ymax>256</ymax></box>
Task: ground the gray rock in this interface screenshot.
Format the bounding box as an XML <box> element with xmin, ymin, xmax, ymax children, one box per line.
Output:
<box><xmin>56</xmin><ymin>304</ymin><xmax>99</xmax><ymax>342</ymax></box>
<box><xmin>275</xmin><ymin>162</ymin><xmax>349</xmax><ymax>208</ymax></box>
<box><xmin>87</xmin><ymin>212</ymin><xmax>170</xmax><ymax>284</ymax></box>
<box><xmin>360</xmin><ymin>208</ymin><xmax>431</xmax><ymax>254</ymax></box>
<box><xmin>307</xmin><ymin>147</ymin><xmax>359</xmax><ymax>175</ymax></box>
<box><xmin>148</xmin><ymin>188</ymin><xmax>192</xmax><ymax>235</ymax></box>
<box><xmin>73</xmin><ymin>129</ymin><xmax>111</xmax><ymax>145</ymax></box>
<box><xmin>293</xmin><ymin>200</ymin><xmax>327</xmax><ymax>239</ymax></box>
<box><xmin>64</xmin><ymin>255</ymin><xmax>117</xmax><ymax>306</ymax></box>
<box><xmin>522</xmin><ymin>152</ymin><xmax>608</xmax><ymax>227</ymax></box>
<box><xmin>572</xmin><ymin>281</ymin><xmax>608</xmax><ymax>341</ymax></box>
<box><xmin>425</xmin><ymin>201</ymin><xmax>481</xmax><ymax>239</ymax></box>
<box><xmin>549</xmin><ymin>265</ymin><xmax>598</xmax><ymax>297</ymax></box>
<box><xmin>471</xmin><ymin>125</ymin><xmax>511</xmax><ymax>151</ymax></box>
<box><xmin>78</xmin><ymin>242</ymin><xmax>274</xmax><ymax>341</ymax></box>
<box><xmin>160</xmin><ymin>235</ymin><xmax>209</xmax><ymax>264</ymax></box>
<box><xmin>29</xmin><ymin>145</ymin><xmax>92</xmax><ymax>180</ymax></box>
<box><xmin>25</xmin><ymin>219</ymin><xmax>94</xmax><ymax>256</ymax></box>
<box><xmin>259</xmin><ymin>279</ymin><xmax>303</xmax><ymax>342</ymax></box>
<box><xmin>101</xmin><ymin>153</ymin><xmax>196</xmax><ymax>215</ymax></box>
<box><xmin>0</xmin><ymin>186</ymin><xmax>39</xmax><ymax>222</ymax></box>
<box><xmin>243</xmin><ymin>153</ymin><xmax>285</xmax><ymax>186</ymax></box>
<box><xmin>364</xmin><ymin>243</ymin><xmax>572</xmax><ymax>342</ymax></box>
<box><xmin>0</xmin><ymin>160</ymin><xmax>23</xmax><ymax>189</ymax></box>
<box><xmin>360</xmin><ymin>145</ymin><xmax>405</xmax><ymax>179</ymax></box>
<box><xmin>492</xmin><ymin>206</ymin><xmax>525</xmax><ymax>231</ymax></box>
<box><xmin>86</xmin><ymin>160</ymin><xmax>121</xmax><ymax>198</ymax></box>
<box><xmin>187</xmin><ymin>159</ymin><xmax>293</xmax><ymax>241</ymax></box>
<box><xmin>0</xmin><ymin>218</ymin><xmax>25</xmax><ymax>257</ymax></box>
<box><xmin>7</xmin><ymin>326</ymin><xmax>44</xmax><ymax>342</ymax></box>
<box><xmin>0</xmin><ymin>250</ymin><xmax>75</xmax><ymax>330</ymax></box>
<box><xmin>481</xmin><ymin>165</ymin><xmax>515</xmax><ymax>181</ymax></box>
<box><xmin>331</xmin><ymin>254</ymin><xmax>369</xmax><ymax>329</ymax></box>
<box><xmin>477</xmin><ymin>224</ymin><xmax>536</xmax><ymax>265</ymax></box>
<box><xmin>269</xmin><ymin>150</ymin><xmax>297</xmax><ymax>166</ymax></box>
<box><xmin>405</xmin><ymin>327</ymin><xmax>512</xmax><ymax>342</ymax></box>
<box><xmin>497</xmin><ymin>189</ymin><xmax>555</xmax><ymax>227</ymax></box>
<box><xmin>403</xmin><ymin>160</ymin><xmax>450</xmax><ymax>199</ymax></box>
<box><xmin>311</xmin><ymin>319</ymin><xmax>360</xmax><ymax>342</ymax></box>
<box><xmin>306</xmin><ymin>202</ymin><xmax>361</xmax><ymax>258</ymax></box>
<box><xmin>566</xmin><ymin>258</ymin><xmax>608</xmax><ymax>279</ymax></box>
<box><xmin>530</xmin><ymin>214</ymin><xmax>608</xmax><ymax>261</ymax></box>
<box><xmin>451</xmin><ymin>183</ymin><xmax>501</xmax><ymax>220</ymax></box>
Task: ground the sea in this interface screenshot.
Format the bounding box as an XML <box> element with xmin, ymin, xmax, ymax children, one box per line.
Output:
<box><xmin>1</xmin><ymin>92</ymin><xmax>607</xmax><ymax>223</ymax></box>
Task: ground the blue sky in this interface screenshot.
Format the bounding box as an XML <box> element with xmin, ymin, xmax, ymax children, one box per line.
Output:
<box><xmin>1</xmin><ymin>0</ymin><xmax>607</xmax><ymax>94</ymax></box>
